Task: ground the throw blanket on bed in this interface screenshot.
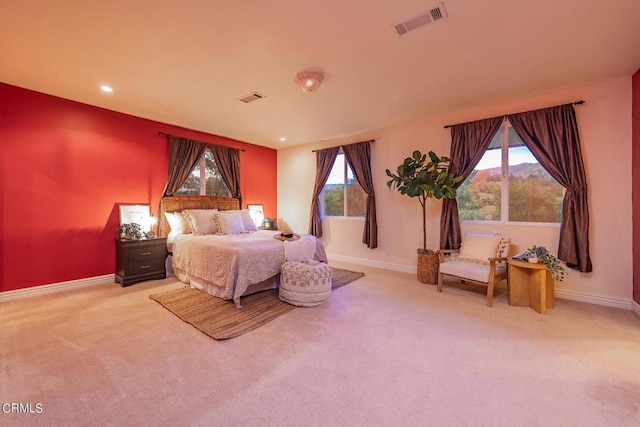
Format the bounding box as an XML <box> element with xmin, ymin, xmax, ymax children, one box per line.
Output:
<box><xmin>172</xmin><ymin>230</ymin><xmax>326</xmax><ymax>307</ymax></box>
<box><xmin>283</xmin><ymin>234</ymin><xmax>317</xmax><ymax>262</ymax></box>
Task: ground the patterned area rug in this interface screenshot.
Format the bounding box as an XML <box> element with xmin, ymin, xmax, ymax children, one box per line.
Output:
<box><xmin>149</xmin><ymin>267</ymin><xmax>364</xmax><ymax>340</ymax></box>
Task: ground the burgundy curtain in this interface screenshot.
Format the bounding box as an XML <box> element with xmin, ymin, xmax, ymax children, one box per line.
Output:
<box><xmin>162</xmin><ymin>136</ymin><xmax>206</xmax><ymax>197</ymax></box>
<box><xmin>508</xmin><ymin>104</ymin><xmax>592</xmax><ymax>272</ymax></box>
<box><xmin>342</xmin><ymin>141</ymin><xmax>377</xmax><ymax>248</ymax></box>
<box><xmin>308</xmin><ymin>147</ymin><xmax>340</xmax><ymax>237</ymax></box>
<box><xmin>208</xmin><ymin>144</ymin><xmax>242</xmax><ymax>207</ymax></box>
<box><xmin>440</xmin><ymin>117</ymin><xmax>504</xmax><ymax>249</ymax></box>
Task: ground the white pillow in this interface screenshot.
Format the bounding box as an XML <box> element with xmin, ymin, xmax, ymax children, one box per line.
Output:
<box><xmin>458</xmin><ymin>233</ymin><xmax>503</xmax><ymax>264</ymax></box>
<box><xmin>164</xmin><ymin>211</ymin><xmax>192</xmax><ymax>234</ymax></box>
<box><xmin>215</xmin><ymin>211</ymin><xmax>245</xmax><ymax>235</ymax></box>
<box><xmin>182</xmin><ymin>209</ymin><xmax>219</xmax><ymax>235</ymax></box>
<box><xmin>240</xmin><ymin>210</ymin><xmax>257</xmax><ymax>231</ymax></box>
<box><xmin>223</xmin><ymin>209</ymin><xmax>257</xmax><ymax>231</ymax></box>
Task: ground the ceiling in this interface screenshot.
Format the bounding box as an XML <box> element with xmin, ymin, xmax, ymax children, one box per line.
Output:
<box><xmin>2</xmin><ymin>0</ymin><xmax>640</xmax><ymax>149</ymax></box>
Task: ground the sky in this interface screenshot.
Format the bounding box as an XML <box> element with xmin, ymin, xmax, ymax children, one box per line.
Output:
<box><xmin>326</xmin><ymin>154</ymin><xmax>354</xmax><ymax>185</ymax></box>
<box><xmin>326</xmin><ymin>146</ymin><xmax>540</xmax><ymax>186</ymax></box>
<box><xmin>475</xmin><ymin>146</ymin><xmax>538</xmax><ymax>170</ymax></box>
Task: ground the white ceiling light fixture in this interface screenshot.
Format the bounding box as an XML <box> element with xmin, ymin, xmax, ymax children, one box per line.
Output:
<box><xmin>295</xmin><ymin>72</ymin><xmax>324</xmax><ymax>94</ymax></box>
<box><xmin>100</xmin><ymin>85</ymin><xmax>113</xmax><ymax>93</ymax></box>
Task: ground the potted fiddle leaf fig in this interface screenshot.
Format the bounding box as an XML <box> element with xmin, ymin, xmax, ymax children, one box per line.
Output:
<box><xmin>386</xmin><ymin>150</ymin><xmax>462</xmax><ymax>284</ymax></box>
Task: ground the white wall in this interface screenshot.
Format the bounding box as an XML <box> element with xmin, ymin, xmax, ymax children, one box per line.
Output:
<box><xmin>278</xmin><ymin>77</ymin><xmax>633</xmax><ymax>307</ymax></box>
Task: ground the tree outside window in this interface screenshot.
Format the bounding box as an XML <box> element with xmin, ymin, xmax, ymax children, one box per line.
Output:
<box><xmin>176</xmin><ymin>149</ymin><xmax>231</xmax><ymax>197</ymax></box>
<box><xmin>322</xmin><ymin>153</ymin><xmax>366</xmax><ymax>217</ymax></box>
<box><xmin>457</xmin><ymin>122</ymin><xmax>563</xmax><ymax>223</ymax></box>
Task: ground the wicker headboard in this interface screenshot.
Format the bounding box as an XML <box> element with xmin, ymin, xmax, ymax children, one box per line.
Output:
<box><xmin>158</xmin><ymin>195</ymin><xmax>241</xmax><ymax>237</ymax></box>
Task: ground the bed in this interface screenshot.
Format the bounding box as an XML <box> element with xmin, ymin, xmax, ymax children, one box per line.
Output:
<box><xmin>158</xmin><ymin>195</ymin><xmax>327</xmax><ymax>308</ymax></box>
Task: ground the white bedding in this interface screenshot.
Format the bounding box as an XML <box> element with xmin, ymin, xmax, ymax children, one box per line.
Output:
<box><xmin>166</xmin><ymin>231</ymin><xmax>177</xmax><ymax>253</ymax></box>
<box><xmin>171</xmin><ymin>230</ymin><xmax>327</xmax><ymax>307</ymax></box>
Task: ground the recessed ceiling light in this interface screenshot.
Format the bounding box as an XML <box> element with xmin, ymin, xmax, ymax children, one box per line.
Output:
<box><xmin>280</xmin><ymin>137</ymin><xmax>286</xmax><ymax>142</ymax></box>
<box><xmin>100</xmin><ymin>85</ymin><xmax>113</xmax><ymax>93</ymax></box>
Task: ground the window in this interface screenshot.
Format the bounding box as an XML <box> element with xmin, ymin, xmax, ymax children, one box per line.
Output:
<box><xmin>321</xmin><ymin>152</ymin><xmax>366</xmax><ymax>217</ymax></box>
<box><xmin>176</xmin><ymin>149</ymin><xmax>231</xmax><ymax>197</ymax></box>
<box><xmin>457</xmin><ymin>121</ymin><xmax>563</xmax><ymax>223</ymax></box>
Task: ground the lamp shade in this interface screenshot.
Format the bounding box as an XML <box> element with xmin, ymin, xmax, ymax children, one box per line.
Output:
<box><xmin>295</xmin><ymin>72</ymin><xmax>324</xmax><ymax>93</ymax></box>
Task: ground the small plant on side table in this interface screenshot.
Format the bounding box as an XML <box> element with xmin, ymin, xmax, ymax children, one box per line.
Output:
<box><xmin>522</xmin><ymin>246</ymin><xmax>566</xmax><ymax>281</ymax></box>
<box><xmin>261</xmin><ymin>217</ymin><xmax>278</xmax><ymax>230</ymax></box>
<box><xmin>118</xmin><ymin>223</ymin><xmax>145</xmax><ymax>240</ymax></box>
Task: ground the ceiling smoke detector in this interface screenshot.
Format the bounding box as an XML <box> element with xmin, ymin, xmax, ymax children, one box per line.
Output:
<box><xmin>393</xmin><ymin>2</ymin><xmax>448</xmax><ymax>36</ymax></box>
<box><xmin>237</xmin><ymin>91</ymin><xmax>266</xmax><ymax>103</ymax></box>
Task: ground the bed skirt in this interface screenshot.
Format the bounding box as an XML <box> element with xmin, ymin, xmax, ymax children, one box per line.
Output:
<box><xmin>172</xmin><ymin>264</ymin><xmax>280</xmax><ymax>301</ymax></box>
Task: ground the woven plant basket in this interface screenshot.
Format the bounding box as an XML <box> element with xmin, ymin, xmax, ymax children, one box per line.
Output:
<box><xmin>417</xmin><ymin>249</ymin><xmax>439</xmax><ymax>284</ymax></box>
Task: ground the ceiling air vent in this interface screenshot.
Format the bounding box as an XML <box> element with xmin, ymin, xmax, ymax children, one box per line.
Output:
<box><xmin>393</xmin><ymin>2</ymin><xmax>448</xmax><ymax>36</ymax></box>
<box><xmin>238</xmin><ymin>91</ymin><xmax>266</xmax><ymax>103</ymax></box>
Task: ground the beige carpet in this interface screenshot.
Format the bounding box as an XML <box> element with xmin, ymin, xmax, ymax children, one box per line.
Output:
<box><xmin>149</xmin><ymin>267</ymin><xmax>364</xmax><ymax>340</ymax></box>
<box><xmin>3</xmin><ymin>262</ymin><xmax>640</xmax><ymax>426</ymax></box>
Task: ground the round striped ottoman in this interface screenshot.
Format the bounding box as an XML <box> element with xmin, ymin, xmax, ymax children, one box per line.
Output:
<box><xmin>279</xmin><ymin>260</ymin><xmax>332</xmax><ymax>307</ymax></box>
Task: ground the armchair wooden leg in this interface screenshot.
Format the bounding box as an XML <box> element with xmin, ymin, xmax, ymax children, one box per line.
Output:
<box><xmin>437</xmin><ymin>273</ymin><xmax>443</xmax><ymax>292</ymax></box>
<box><xmin>486</xmin><ymin>282</ymin><xmax>495</xmax><ymax>307</ymax></box>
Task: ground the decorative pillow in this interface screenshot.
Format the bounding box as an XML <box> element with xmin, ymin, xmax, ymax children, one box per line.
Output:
<box><xmin>182</xmin><ymin>209</ymin><xmax>219</xmax><ymax>235</ymax></box>
<box><xmin>496</xmin><ymin>237</ymin><xmax>510</xmax><ymax>258</ymax></box>
<box><xmin>239</xmin><ymin>210</ymin><xmax>257</xmax><ymax>231</ymax></box>
<box><xmin>164</xmin><ymin>211</ymin><xmax>192</xmax><ymax>234</ymax></box>
<box><xmin>458</xmin><ymin>233</ymin><xmax>503</xmax><ymax>265</ymax></box>
<box><xmin>223</xmin><ymin>209</ymin><xmax>257</xmax><ymax>231</ymax></box>
<box><xmin>215</xmin><ymin>211</ymin><xmax>246</xmax><ymax>235</ymax></box>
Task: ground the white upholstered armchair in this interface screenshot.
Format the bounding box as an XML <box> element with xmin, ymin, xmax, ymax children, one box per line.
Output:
<box><xmin>437</xmin><ymin>233</ymin><xmax>510</xmax><ymax>307</ymax></box>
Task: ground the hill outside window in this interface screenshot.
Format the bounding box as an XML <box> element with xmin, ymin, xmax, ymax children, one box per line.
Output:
<box><xmin>456</xmin><ymin>120</ymin><xmax>563</xmax><ymax>223</ymax></box>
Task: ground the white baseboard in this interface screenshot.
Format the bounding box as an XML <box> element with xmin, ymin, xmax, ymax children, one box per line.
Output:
<box><xmin>327</xmin><ymin>254</ymin><xmax>416</xmax><ymax>274</ymax></box>
<box><xmin>554</xmin><ymin>289</ymin><xmax>632</xmax><ymax>310</ymax></box>
<box><xmin>632</xmin><ymin>300</ymin><xmax>640</xmax><ymax>318</ymax></box>
<box><xmin>4</xmin><ymin>260</ymin><xmax>638</xmax><ymax>313</ymax></box>
<box><xmin>327</xmin><ymin>253</ymin><xmax>635</xmax><ymax>311</ymax></box>
<box><xmin>0</xmin><ymin>274</ymin><xmax>115</xmax><ymax>303</ymax></box>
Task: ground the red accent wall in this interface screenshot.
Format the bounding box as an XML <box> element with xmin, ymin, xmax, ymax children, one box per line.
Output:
<box><xmin>0</xmin><ymin>83</ymin><xmax>277</xmax><ymax>292</ymax></box>
<box><xmin>633</xmin><ymin>69</ymin><xmax>640</xmax><ymax>304</ymax></box>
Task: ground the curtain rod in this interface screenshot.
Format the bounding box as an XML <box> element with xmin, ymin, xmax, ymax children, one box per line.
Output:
<box><xmin>158</xmin><ymin>132</ymin><xmax>245</xmax><ymax>152</ymax></box>
<box><xmin>442</xmin><ymin>100</ymin><xmax>585</xmax><ymax>129</ymax></box>
<box><xmin>311</xmin><ymin>139</ymin><xmax>375</xmax><ymax>153</ymax></box>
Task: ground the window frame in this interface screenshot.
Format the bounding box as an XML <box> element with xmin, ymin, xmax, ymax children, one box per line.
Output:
<box><xmin>459</xmin><ymin>120</ymin><xmax>563</xmax><ymax>226</ymax></box>
<box><xmin>195</xmin><ymin>155</ymin><xmax>207</xmax><ymax>195</ymax></box>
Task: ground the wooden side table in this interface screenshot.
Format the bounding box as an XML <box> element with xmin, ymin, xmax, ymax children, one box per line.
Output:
<box><xmin>507</xmin><ymin>259</ymin><xmax>554</xmax><ymax>314</ymax></box>
<box><xmin>115</xmin><ymin>237</ymin><xmax>168</xmax><ymax>286</ymax></box>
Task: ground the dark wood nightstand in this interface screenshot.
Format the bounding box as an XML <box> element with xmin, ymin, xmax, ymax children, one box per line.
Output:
<box><xmin>115</xmin><ymin>237</ymin><xmax>168</xmax><ymax>286</ymax></box>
